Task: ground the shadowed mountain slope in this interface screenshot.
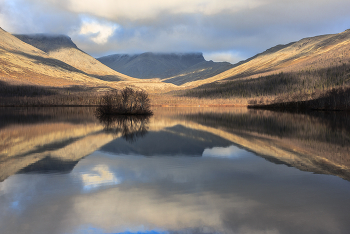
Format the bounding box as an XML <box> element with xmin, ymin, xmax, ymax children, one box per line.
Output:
<box><xmin>162</xmin><ymin>60</ymin><xmax>234</xmax><ymax>85</ymax></box>
<box><xmin>98</xmin><ymin>52</ymin><xmax>234</xmax><ymax>84</ymax></box>
<box><xmin>15</xmin><ymin>34</ymin><xmax>134</xmax><ymax>81</ymax></box>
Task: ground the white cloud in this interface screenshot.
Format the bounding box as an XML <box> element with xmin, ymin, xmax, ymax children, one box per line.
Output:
<box><xmin>204</xmin><ymin>51</ymin><xmax>244</xmax><ymax>63</ymax></box>
<box><xmin>79</xmin><ymin>18</ymin><xmax>119</xmax><ymax>44</ymax></box>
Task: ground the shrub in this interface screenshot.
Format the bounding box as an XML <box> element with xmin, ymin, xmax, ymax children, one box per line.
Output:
<box><xmin>96</xmin><ymin>87</ymin><xmax>152</xmax><ymax>116</ymax></box>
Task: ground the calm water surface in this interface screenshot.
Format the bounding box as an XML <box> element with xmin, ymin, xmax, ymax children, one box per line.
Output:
<box><xmin>0</xmin><ymin>107</ymin><xmax>350</xmax><ymax>234</ymax></box>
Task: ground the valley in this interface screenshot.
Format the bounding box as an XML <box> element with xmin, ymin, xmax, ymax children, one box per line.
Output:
<box><xmin>1</xmin><ymin>27</ymin><xmax>350</xmax><ymax>109</ymax></box>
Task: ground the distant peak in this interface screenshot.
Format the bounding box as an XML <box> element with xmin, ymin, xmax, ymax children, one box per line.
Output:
<box><xmin>98</xmin><ymin>52</ymin><xmax>205</xmax><ymax>61</ymax></box>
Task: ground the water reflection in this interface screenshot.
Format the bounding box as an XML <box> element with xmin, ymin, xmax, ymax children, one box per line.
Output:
<box><xmin>99</xmin><ymin>124</ymin><xmax>232</xmax><ymax>156</ymax></box>
<box><xmin>183</xmin><ymin>109</ymin><xmax>350</xmax><ymax>181</ymax></box>
<box><xmin>202</xmin><ymin>145</ymin><xmax>246</xmax><ymax>159</ymax></box>
<box><xmin>1</xmin><ymin>107</ymin><xmax>350</xmax><ymax>234</ymax></box>
<box><xmin>0</xmin><ymin>107</ymin><xmax>112</xmax><ymax>182</ymax></box>
<box><xmin>96</xmin><ymin>114</ymin><xmax>150</xmax><ymax>143</ymax></box>
<box><xmin>80</xmin><ymin>164</ymin><xmax>121</xmax><ymax>192</ymax></box>
<box><xmin>1</xmin><ymin>152</ymin><xmax>350</xmax><ymax>234</ymax></box>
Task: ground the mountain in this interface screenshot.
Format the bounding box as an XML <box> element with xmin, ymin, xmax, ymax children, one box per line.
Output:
<box><xmin>97</xmin><ymin>52</ymin><xmax>234</xmax><ymax>83</ymax></box>
<box><xmin>14</xmin><ymin>34</ymin><xmax>133</xmax><ymax>81</ymax></box>
<box><xmin>185</xmin><ymin>29</ymin><xmax>350</xmax><ymax>88</ymax></box>
<box><xmin>0</xmin><ymin>28</ymin><xmax>138</xmax><ymax>88</ymax></box>
<box><xmin>97</xmin><ymin>30</ymin><xmax>350</xmax><ymax>88</ymax></box>
<box><xmin>97</xmin><ymin>52</ymin><xmax>205</xmax><ymax>78</ymax></box>
<box><xmin>0</xmin><ymin>28</ymin><xmax>94</xmax><ymax>87</ymax></box>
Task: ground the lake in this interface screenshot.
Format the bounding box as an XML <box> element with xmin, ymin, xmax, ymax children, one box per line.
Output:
<box><xmin>1</xmin><ymin>107</ymin><xmax>350</xmax><ymax>234</ymax></box>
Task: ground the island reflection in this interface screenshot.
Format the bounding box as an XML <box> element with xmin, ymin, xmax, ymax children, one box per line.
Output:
<box><xmin>96</xmin><ymin>113</ymin><xmax>151</xmax><ymax>143</ymax></box>
<box><xmin>1</xmin><ymin>107</ymin><xmax>350</xmax><ymax>181</ymax></box>
<box><xmin>1</xmin><ymin>107</ymin><xmax>350</xmax><ymax>234</ymax></box>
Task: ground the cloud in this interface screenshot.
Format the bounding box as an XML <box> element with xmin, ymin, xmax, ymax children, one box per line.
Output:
<box><xmin>1</xmin><ymin>0</ymin><xmax>350</xmax><ymax>60</ymax></box>
<box><xmin>203</xmin><ymin>51</ymin><xmax>244</xmax><ymax>64</ymax></box>
<box><xmin>64</xmin><ymin>0</ymin><xmax>269</xmax><ymax>21</ymax></box>
<box><xmin>79</xmin><ymin>17</ymin><xmax>119</xmax><ymax>44</ymax></box>
<box><xmin>0</xmin><ymin>0</ymin><xmax>81</xmax><ymax>34</ymax></box>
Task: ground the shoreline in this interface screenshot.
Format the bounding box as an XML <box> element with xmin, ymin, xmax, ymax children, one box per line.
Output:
<box><xmin>0</xmin><ymin>104</ymin><xmax>247</xmax><ymax>108</ymax></box>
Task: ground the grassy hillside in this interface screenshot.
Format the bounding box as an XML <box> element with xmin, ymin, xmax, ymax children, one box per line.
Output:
<box><xmin>0</xmin><ymin>27</ymin><xmax>122</xmax><ymax>87</ymax></box>
<box><xmin>183</xmin><ymin>29</ymin><xmax>350</xmax><ymax>88</ymax></box>
<box><xmin>181</xmin><ymin>29</ymin><xmax>350</xmax><ymax>109</ymax></box>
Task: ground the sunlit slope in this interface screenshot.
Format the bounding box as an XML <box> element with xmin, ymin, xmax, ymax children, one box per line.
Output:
<box><xmin>185</xmin><ymin>29</ymin><xmax>350</xmax><ymax>87</ymax></box>
<box><xmin>15</xmin><ymin>34</ymin><xmax>135</xmax><ymax>81</ymax></box>
<box><xmin>0</xmin><ymin>28</ymin><xmax>124</xmax><ymax>87</ymax></box>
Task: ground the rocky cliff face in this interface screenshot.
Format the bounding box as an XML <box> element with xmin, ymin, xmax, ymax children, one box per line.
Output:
<box><xmin>15</xmin><ymin>34</ymin><xmax>78</xmax><ymax>53</ymax></box>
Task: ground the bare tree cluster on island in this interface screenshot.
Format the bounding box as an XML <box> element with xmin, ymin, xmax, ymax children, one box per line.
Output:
<box><xmin>96</xmin><ymin>87</ymin><xmax>153</xmax><ymax>116</ymax></box>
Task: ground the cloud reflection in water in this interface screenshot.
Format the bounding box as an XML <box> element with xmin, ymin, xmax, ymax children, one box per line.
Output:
<box><xmin>80</xmin><ymin>164</ymin><xmax>121</xmax><ymax>192</ymax></box>
<box><xmin>202</xmin><ymin>145</ymin><xmax>248</xmax><ymax>159</ymax></box>
<box><xmin>1</xmin><ymin>147</ymin><xmax>350</xmax><ymax>234</ymax></box>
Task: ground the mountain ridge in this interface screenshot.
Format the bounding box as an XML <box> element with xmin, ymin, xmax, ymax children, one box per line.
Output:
<box><xmin>14</xmin><ymin>34</ymin><xmax>79</xmax><ymax>53</ymax></box>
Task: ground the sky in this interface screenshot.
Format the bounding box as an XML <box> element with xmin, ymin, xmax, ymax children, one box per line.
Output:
<box><xmin>0</xmin><ymin>0</ymin><xmax>350</xmax><ymax>63</ymax></box>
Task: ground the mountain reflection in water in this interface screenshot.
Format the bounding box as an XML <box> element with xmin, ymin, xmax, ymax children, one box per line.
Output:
<box><xmin>0</xmin><ymin>107</ymin><xmax>350</xmax><ymax>234</ymax></box>
<box><xmin>183</xmin><ymin>110</ymin><xmax>350</xmax><ymax>181</ymax></box>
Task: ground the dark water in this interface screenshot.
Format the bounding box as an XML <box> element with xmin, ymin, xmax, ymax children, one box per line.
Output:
<box><xmin>1</xmin><ymin>107</ymin><xmax>350</xmax><ymax>234</ymax></box>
